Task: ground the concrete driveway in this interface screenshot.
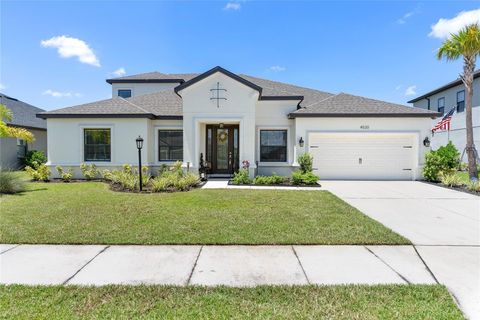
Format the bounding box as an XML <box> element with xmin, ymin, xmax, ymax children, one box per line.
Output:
<box><xmin>322</xmin><ymin>181</ymin><xmax>480</xmax><ymax>320</ymax></box>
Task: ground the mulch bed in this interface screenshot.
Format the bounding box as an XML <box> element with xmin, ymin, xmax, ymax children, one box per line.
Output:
<box><xmin>228</xmin><ymin>180</ymin><xmax>321</xmax><ymax>188</ymax></box>
<box><xmin>421</xmin><ymin>181</ymin><xmax>480</xmax><ymax>196</ymax></box>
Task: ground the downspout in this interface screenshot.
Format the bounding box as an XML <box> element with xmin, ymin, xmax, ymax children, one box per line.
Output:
<box><xmin>426</xmin><ymin>97</ymin><xmax>431</xmax><ymax>110</ymax></box>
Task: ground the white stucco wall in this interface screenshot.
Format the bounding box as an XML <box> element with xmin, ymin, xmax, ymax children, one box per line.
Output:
<box><xmin>430</xmin><ymin>107</ymin><xmax>480</xmax><ymax>160</ymax></box>
<box><xmin>111</xmin><ymin>83</ymin><xmax>180</xmax><ymax>98</ymax></box>
<box><xmin>47</xmin><ymin>118</ymin><xmax>150</xmax><ymax>178</ymax></box>
<box><xmin>294</xmin><ymin>117</ymin><xmax>433</xmax><ymax>180</ymax></box>
<box><xmin>178</xmin><ymin>72</ymin><xmax>260</xmax><ymax>176</ymax></box>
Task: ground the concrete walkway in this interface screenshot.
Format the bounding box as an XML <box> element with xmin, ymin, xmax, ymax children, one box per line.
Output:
<box><xmin>1</xmin><ymin>244</ymin><xmax>437</xmax><ymax>287</ymax></box>
<box><xmin>321</xmin><ymin>181</ymin><xmax>480</xmax><ymax>320</ymax></box>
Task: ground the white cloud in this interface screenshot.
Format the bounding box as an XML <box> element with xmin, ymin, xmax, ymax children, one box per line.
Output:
<box><xmin>405</xmin><ymin>85</ymin><xmax>417</xmax><ymax>96</ymax></box>
<box><xmin>268</xmin><ymin>65</ymin><xmax>286</xmax><ymax>72</ymax></box>
<box><xmin>429</xmin><ymin>9</ymin><xmax>480</xmax><ymax>39</ymax></box>
<box><xmin>397</xmin><ymin>11</ymin><xmax>415</xmax><ymax>24</ymax></box>
<box><xmin>112</xmin><ymin>67</ymin><xmax>126</xmax><ymax>77</ymax></box>
<box><xmin>0</xmin><ymin>83</ymin><xmax>6</xmax><ymax>90</ymax></box>
<box><xmin>42</xmin><ymin>89</ymin><xmax>82</xmax><ymax>98</ymax></box>
<box><xmin>395</xmin><ymin>85</ymin><xmax>402</xmax><ymax>91</ymax></box>
<box><xmin>224</xmin><ymin>2</ymin><xmax>241</xmax><ymax>10</ymax></box>
<box><xmin>41</xmin><ymin>35</ymin><xmax>100</xmax><ymax>67</ymax></box>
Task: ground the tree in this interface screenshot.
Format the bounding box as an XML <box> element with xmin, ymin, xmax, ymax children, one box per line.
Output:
<box><xmin>437</xmin><ymin>23</ymin><xmax>479</xmax><ymax>180</ymax></box>
<box><xmin>0</xmin><ymin>104</ymin><xmax>34</xmax><ymax>142</ymax></box>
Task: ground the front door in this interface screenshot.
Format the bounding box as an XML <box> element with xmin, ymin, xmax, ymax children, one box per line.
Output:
<box><xmin>206</xmin><ymin>125</ymin><xmax>239</xmax><ymax>174</ymax></box>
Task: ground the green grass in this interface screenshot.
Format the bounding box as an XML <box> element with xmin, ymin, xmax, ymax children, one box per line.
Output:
<box><xmin>0</xmin><ymin>182</ymin><xmax>408</xmax><ymax>245</ymax></box>
<box><xmin>0</xmin><ymin>285</ymin><xmax>463</xmax><ymax>319</ymax></box>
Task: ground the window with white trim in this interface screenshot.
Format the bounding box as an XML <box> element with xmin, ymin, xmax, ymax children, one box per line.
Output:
<box><xmin>260</xmin><ymin>130</ymin><xmax>287</xmax><ymax>162</ymax></box>
<box><xmin>84</xmin><ymin>128</ymin><xmax>111</xmax><ymax>161</ymax></box>
<box><xmin>158</xmin><ymin>130</ymin><xmax>183</xmax><ymax>161</ymax></box>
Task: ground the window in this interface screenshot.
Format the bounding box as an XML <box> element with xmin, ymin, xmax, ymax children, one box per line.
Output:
<box><xmin>457</xmin><ymin>90</ymin><xmax>465</xmax><ymax>112</ymax></box>
<box><xmin>159</xmin><ymin>130</ymin><xmax>183</xmax><ymax>161</ymax></box>
<box><xmin>84</xmin><ymin>129</ymin><xmax>111</xmax><ymax>161</ymax></box>
<box><xmin>260</xmin><ymin>130</ymin><xmax>287</xmax><ymax>162</ymax></box>
<box><xmin>16</xmin><ymin>139</ymin><xmax>27</xmax><ymax>158</ymax></box>
<box><xmin>437</xmin><ymin>97</ymin><xmax>445</xmax><ymax>115</ymax></box>
<box><xmin>117</xmin><ymin>89</ymin><xmax>132</xmax><ymax>98</ymax></box>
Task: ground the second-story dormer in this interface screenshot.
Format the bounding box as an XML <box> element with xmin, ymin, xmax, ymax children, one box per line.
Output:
<box><xmin>106</xmin><ymin>72</ymin><xmax>197</xmax><ymax>98</ymax></box>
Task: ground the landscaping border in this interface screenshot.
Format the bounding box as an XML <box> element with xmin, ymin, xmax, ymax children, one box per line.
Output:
<box><xmin>421</xmin><ymin>181</ymin><xmax>479</xmax><ymax>196</ymax></box>
<box><xmin>227</xmin><ymin>180</ymin><xmax>322</xmax><ymax>188</ymax></box>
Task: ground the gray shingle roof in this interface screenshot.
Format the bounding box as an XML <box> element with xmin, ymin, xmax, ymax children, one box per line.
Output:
<box><xmin>1</xmin><ymin>93</ymin><xmax>47</xmax><ymax>129</ymax></box>
<box><xmin>291</xmin><ymin>93</ymin><xmax>439</xmax><ymax>117</ymax></box>
<box><xmin>40</xmin><ymin>69</ymin><xmax>439</xmax><ymax>119</ymax></box>
<box><xmin>106</xmin><ymin>72</ymin><xmax>198</xmax><ymax>84</ymax></box>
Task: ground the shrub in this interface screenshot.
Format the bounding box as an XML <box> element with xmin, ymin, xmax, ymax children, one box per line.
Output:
<box><xmin>423</xmin><ymin>142</ymin><xmax>460</xmax><ymax>182</ymax></box>
<box><xmin>151</xmin><ymin>168</ymin><xmax>199</xmax><ymax>192</ymax></box>
<box><xmin>55</xmin><ymin>165</ymin><xmax>73</xmax><ymax>182</ymax></box>
<box><xmin>23</xmin><ymin>150</ymin><xmax>47</xmax><ymax>168</ymax></box>
<box><xmin>439</xmin><ymin>172</ymin><xmax>463</xmax><ymax>187</ymax></box>
<box><xmin>0</xmin><ymin>170</ymin><xmax>26</xmax><ymax>194</ymax></box>
<box><xmin>80</xmin><ymin>163</ymin><xmax>99</xmax><ymax>180</ymax></box>
<box><xmin>151</xmin><ymin>176</ymin><xmax>171</xmax><ymax>192</ymax></box>
<box><xmin>253</xmin><ymin>173</ymin><xmax>285</xmax><ymax>185</ymax></box>
<box><xmin>102</xmin><ymin>169</ymin><xmax>113</xmax><ymax>181</ymax></box>
<box><xmin>232</xmin><ymin>168</ymin><xmax>250</xmax><ymax>185</ymax></box>
<box><xmin>291</xmin><ymin>170</ymin><xmax>319</xmax><ymax>185</ymax></box>
<box><xmin>25</xmin><ymin>162</ymin><xmax>51</xmax><ymax>181</ymax></box>
<box><xmin>298</xmin><ymin>153</ymin><xmax>313</xmax><ymax>173</ymax></box>
<box><xmin>466</xmin><ymin>180</ymin><xmax>480</xmax><ymax>192</ymax></box>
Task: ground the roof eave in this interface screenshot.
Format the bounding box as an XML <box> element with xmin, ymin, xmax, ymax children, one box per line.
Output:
<box><xmin>407</xmin><ymin>71</ymin><xmax>480</xmax><ymax>103</ymax></box>
<box><xmin>37</xmin><ymin>113</ymin><xmax>157</xmax><ymax>119</ymax></box>
<box><xmin>288</xmin><ymin>112</ymin><xmax>441</xmax><ymax>119</ymax></box>
<box><xmin>174</xmin><ymin>66</ymin><xmax>263</xmax><ymax>95</ymax></box>
<box><xmin>106</xmin><ymin>79</ymin><xmax>185</xmax><ymax>84</ymax></box>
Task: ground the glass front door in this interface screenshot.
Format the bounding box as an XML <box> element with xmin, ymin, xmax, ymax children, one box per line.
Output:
<box><xmin>206</xmin><ymin>125</ymin><xmax>239</xmax><ymax>174</ymax></box>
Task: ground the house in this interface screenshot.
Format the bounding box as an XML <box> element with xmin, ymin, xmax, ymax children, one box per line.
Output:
<box><xmin>38</xmin><ymin>66</ymin><xmax>438</xmax><ymax>180</ymax></box>
<box><xmin>0</xmin><ymin>93</ymin><xmax>47</xmax><ymax>169</ymax></box>
<box><xmin>408</xmin><ymin>71</ymin><xmax>480</xmax><ymax>159</ymax></box>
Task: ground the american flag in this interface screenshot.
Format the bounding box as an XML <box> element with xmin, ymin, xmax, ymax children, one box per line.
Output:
<box><xmin>432</xmin><ymin>107</ymin><xmax>455</xmax><ymax>133</ymax></box>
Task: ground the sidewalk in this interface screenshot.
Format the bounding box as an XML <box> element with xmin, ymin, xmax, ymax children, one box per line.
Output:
<box><xmin>1</xmin><ymin>244</ymin><xmax>438</xmax><ymax>286</ymax></box>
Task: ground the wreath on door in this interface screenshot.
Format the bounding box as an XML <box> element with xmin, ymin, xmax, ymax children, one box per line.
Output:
<box><xmin>218</xmin><ymin>131</ymin><xmax>228</xmax><ymax>143</ymax></box>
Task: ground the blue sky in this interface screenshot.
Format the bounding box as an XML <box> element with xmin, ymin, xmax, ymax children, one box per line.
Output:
<box><xmin>1</xmin><ymin>1</ymin><xmax>478</xmax><ymax>110</ymax></box>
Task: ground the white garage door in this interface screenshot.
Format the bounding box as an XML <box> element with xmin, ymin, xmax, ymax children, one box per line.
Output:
<box><xmin>308</xmin><ymin>132</ymin><xmax>416</xmax><ymax>180</ymax></box>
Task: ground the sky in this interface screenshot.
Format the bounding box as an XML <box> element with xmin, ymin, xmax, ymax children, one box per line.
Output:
<box><xmin>1</xmin><ymin>1</ymin><xmax>479</xmax><ymax>111</ymax></box>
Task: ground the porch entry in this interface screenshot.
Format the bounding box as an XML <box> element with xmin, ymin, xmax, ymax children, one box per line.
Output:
<box><xmin>206</xmin><ymin>124</ymin><xmax>239</xmax><ymax>175</ymax></box>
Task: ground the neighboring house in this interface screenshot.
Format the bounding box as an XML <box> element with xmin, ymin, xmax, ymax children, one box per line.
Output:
<box><xmin>38</xmin><ymin>66</ymin><xmax>438</xmax><ymax>180</ymax></box>
<box><xmin>408</xmin><ymin>72</ymin><xmax>480</xmax><ymax>159</ymax></box>
<box><xmin>0</xmin><ymin>93</ymin><xmax>47</xmax><ymax>169</ymax></box>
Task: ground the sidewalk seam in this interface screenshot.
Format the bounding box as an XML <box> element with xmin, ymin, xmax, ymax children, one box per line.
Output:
<box><xmin>186</xmin><ymin>246</ymin><xmax>203</xmax><ymax>285</ymax></box>
<box><xmin>412</xmin><ymin>246</ymin><xmax>440</xmax><ymax>284</ymax></box>
<box><xmin>364</xmin><ymin>246</ymin><xmax>410</xmax><ymax>284</ymax></box>
<box><xmin>62</xmin><ymin>245</ymin><xmax>110</xmax><ymax>285</ymax></box>
<box><xmin>291</xmin><ymin>246</ymin><xmax>310</xmax><ymax>284</ymax></box>
<box><xmin>0</xmin><ymin>244</ymin><xmax>21</xmax><ymax>255</ymax></box>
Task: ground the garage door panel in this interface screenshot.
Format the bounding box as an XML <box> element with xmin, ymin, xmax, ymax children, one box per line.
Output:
<box><xmin>308</xmin><ymin>133</ymin><xmax>416</xmax><ymax>180</ymax></box>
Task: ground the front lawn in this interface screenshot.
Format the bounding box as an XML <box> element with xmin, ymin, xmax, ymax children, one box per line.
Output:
<box><xmin>0</xmin><ymin>182</ymin><xmax>408</xmax><ymax>245</ymax></box>
<box><xmin>0</xmin><ymin>284</ymin><xmax>463</xmax><ymax>319</ymax></box>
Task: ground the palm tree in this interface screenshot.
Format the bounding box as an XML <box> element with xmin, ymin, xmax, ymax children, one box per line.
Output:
<box><xmin>0</xmin><ymin>104</ymin><xmax>34</xmax><ymax>142</ymax></box>
<box><xmin>437</xmin><ymin>23</ymin><xmax>479</xmax><ymax>180</ymax></box>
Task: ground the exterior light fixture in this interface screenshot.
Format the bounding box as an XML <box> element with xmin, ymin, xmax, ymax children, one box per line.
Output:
<box><xmin>299</xmin><ymin>137</ymin><xmax>304</xmax><ymax>147</ymax></box>
<box><xmin>423</xmin><ymin>137</ymin><xmax>430</xmax><ymax>147</ymax></box>
<box><xmin>136</xmin><ymin>135</ymin><xmax>144</xmax><ymax>191</ymax></box>
<box><xmin>219</xmin><ymin>123</ymin><xmax>224</xmax><ymax>129</ymax></box>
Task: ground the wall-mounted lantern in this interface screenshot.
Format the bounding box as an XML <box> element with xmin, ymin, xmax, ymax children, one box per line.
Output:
<box><xmin>136</xmin><ymin>135</ymin><xmax>144</xmax><ymax>191</ymax></box>
<box><xmin>423</xmin><ymin>137</ymin><xmax>430</xmax><ymax>147</ymax></box>
<box><xmin>299</xmin><ymin>137</ymin><xmax>304</xmax><ymax>148</ymax></box>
